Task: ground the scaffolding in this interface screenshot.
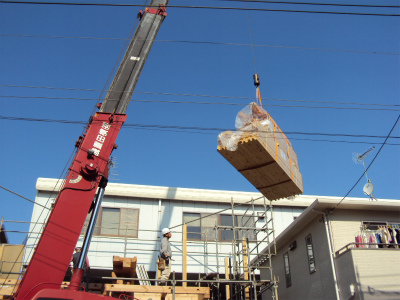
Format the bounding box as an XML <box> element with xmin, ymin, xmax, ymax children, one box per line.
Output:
<box><xmin>1</xmin><ymin>196</ymin><xmax>278</xmax><ymax>300</ymax></box>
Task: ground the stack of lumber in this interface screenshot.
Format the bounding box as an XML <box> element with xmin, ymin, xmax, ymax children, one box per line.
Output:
<box><xmin>112</xmin><ymin>256</ymin><xmax>137</xmax><ymax>284</ymax></box>
<box><xmin>0</xmin><ymin>279</ymin><xmax>19</xmax><ymax>299</ymax></box>
<box><xmin>218</xmin><ymin>102</ymin><xmax>303</xmax><ymax>200</ymax></box>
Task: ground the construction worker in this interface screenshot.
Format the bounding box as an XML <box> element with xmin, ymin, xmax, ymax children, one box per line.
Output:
<box><xmin>159</xmin><ymin>228</ymin><xmax>172</xmax><ymax>285</ymax></box>
<box><xmin>72</xmin><ymin>247</ymin><xmax>90</xmax><ymax>283</ymax></box>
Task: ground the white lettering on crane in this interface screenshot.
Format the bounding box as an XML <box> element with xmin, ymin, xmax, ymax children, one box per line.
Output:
<box><xmin>91</xmin><ymin>122</ymin><xmax>111</xmax><ymax>156</ymax></box>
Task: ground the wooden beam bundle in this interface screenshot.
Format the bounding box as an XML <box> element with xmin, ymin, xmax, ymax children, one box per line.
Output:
<box><xmin>112</xmin><ymin>256</ymin><xmax>137</xmax><ymax>284</ymax></box>
<box><xmin>218</xmin><ymin>103</ymin><xmax>303</xmax><ymax>200</ymax></box>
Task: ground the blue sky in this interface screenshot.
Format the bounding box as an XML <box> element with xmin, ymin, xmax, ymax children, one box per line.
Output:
<box><xmin>1</xmin><ymin>0</ymin><xmax>399</xmax><ymax>244</ymax></box>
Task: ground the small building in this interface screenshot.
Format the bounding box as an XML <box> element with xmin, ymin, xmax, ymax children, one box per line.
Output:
<box><xmin>26</xmin><ymin>178</ymin><xmax>312</xmax><ymax>277</ymax></box>
<box><xmin>255</xmin><ymin>198</ymin><xmax>400</xmax><ymax>300</ymax></box>
<box><xmin>23</xmin><ymin>178</ymin><xmax>399</xmax><ymax>299</ymax></box>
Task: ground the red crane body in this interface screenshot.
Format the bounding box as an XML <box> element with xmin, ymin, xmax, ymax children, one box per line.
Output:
<box><xmin>14</xmin><ymin>1</ymin><xmax>168</xmax><ymax>299</ymax></box>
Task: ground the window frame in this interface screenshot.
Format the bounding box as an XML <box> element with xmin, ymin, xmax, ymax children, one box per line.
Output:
<box><xmin>305</xmin><ymin>234</ymin><xmax>316</xmax><ymax>274</ymax></box>
<box><xmin>283</xmin><ymin>252</ymin><xmax>291</xmax><ymax>288</ymax></box>
<box><xmin>183</xmin><ymin>212</ymin><xmax>257</xmax><ymax>242</ymax></box>
<box><xmin>82</xmin><ymin>207</ymin><xmax>139</xmax><ymax>238</ymax></box>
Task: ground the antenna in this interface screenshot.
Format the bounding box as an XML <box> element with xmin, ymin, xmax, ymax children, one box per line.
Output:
<box><xmin>108</xmin><ymin>156</ymin><xmax>120</xmax><ymax>181</ymax></box>
<box><xmin>352</xmin><ymin>146</ymin><xmax>377</xmax><ymax>201</ymax></box>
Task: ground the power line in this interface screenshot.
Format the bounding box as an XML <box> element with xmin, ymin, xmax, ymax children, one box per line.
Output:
<box><xmin>1</xmin><ymin>35</ymin><xmax>398</xmax><ymax>56</ymax></box>
<box><xmin>0</xmin><ymin>185</ymin><xmax>50</xmax><ymax>210</ymax></box>
<box><xmin>1</xmin><ymin>95</ymin><xmax>399</xmax><ymax>112</ymax></box>
<box><xmin>1</xmin><ymin>1</ymin><xmax>399</xmax><ymax>16</ymax></box>
<box><xmin>0</xmin><ymin>116</ymin><xmax>399</xmax><ymax>144</ymax></box>
<box><xmin>327</xmin><ymin>114</ymin><xmax>400</xmax><ymax>214</ymax></box>
<box><xmin>213</xmin><ymin>0</ymin><xmax>400</xmax><ymax>9</ymax></box>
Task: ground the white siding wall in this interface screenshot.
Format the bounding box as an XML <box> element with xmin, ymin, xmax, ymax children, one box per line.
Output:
<box><xmin>26</xmin><ymin>190</ymin><xmax>305</xmax><ymax>275</ymax></box>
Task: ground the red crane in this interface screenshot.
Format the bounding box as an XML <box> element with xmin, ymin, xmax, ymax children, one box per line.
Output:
<box><xmin>14</xmin><ymin>1</ymin><xmax>168</xmax><ymax>299</ymax></box>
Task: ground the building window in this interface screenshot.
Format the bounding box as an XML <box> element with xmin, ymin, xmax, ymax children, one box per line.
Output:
<box><xmin>82</xmin><ymin>208</ymin><xmax>139</xmax><ymax>238</ymax></box>
<box><xmin>183</xmin><ymin>213</ymin><xmax>257</xmax><ymax>241</ymax></box>
<box><xmin>183</xmin><ymin>213</ymin><xmax>202</xmax><ymax>240</ymax></box>
<box><xmin>305</xmin><ymin>234</ymin><xmax>316</xmax><ymax>274</ymax></box>
<box><xmin>283</xmin><ymin>252</ymin><xmax>291</xmax><ymax>287</ymax></box>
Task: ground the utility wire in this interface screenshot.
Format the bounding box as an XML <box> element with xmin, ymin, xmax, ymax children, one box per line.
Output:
<box><xmin>327</xmin><ymin>114</ymin><xmax>400</xmax><ymax>215</ymax></box>
<box><xmin>1</xmin><ymin>1</ymin><xmax>399</xmax><ymax>16</ymax></box>
<box><xmin>2</xmin><ymin>85</ymin><xmax>399</xmax><ymax>108</ymax></box>
<box><xmin>0</xmin><ymin>185</ymin><xmax>50</xmax><ymax>210</ymax></box>
<box><xmin>212</xmin><ymin>0</ymin><xmax>400</xmax><ymax>9</ymax></box>
<box><xmin>0</xmin><ymin>115</ymin><xmax>399</xmax><ymax>142</ymax></box>
<box><xmin>1</xmin><ymin>95</ymin><xmax>399</xmax><ymax>111</ymax></box>
<box><xmin>1</xmin><ymin>35</ymin><xmax>399</xmax><ymax>56</ymax></box>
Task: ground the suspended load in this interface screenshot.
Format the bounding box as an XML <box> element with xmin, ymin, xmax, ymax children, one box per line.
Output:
<box><xmin>217</xmin><ymin>102</ymin><xmax>303</xmax><ymax>200</ymax></box>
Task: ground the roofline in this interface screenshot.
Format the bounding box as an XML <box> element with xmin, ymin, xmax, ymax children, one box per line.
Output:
<box><xmin>251</xmin><ymin>197</ymin><xmax>400</xmax><ymax>266</ymax></box>
<box><xmin>35</xmin><ymin>178</ymin><xmax>398</xmax><ymax>207</ymax></box>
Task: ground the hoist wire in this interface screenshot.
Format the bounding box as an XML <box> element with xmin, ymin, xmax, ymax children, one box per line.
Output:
<box><xmin>246</xmin><ymin>1</ymin><xmax>257</xmax><ymax>75</ymax></box>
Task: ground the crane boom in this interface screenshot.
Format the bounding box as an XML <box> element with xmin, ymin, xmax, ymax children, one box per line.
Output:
<box><xmin>100</xmin><ymin>0</ymin><xmax>168</xmax><ymax>114</ymax></box>
<box><xmin>15</xmin><ymin>1</ymin><xmax>168</xmax><ymax>299</ymax></box>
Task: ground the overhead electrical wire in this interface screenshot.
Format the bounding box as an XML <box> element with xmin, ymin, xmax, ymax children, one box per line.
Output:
<box><xmin>1</xmin><ymin>95</ymin><xmax>399</xmax><ymax>112</ymax></box>
<box><xmin>1</xmin><ymin>1</ymin><xmax>399</xmax><ymax>16</ymax></box>
<box><xmin>1</xmin><ymin>85</ymin><xmax>399</xmax><ymax>108</ymax></box>
<box><xmin>1</xmin><ymin>34</ymin><xmax>399</xmax><ymax>56</ymax></box>
<box><xmin>0</xmin><ymin>185</ymin><xmax>50</xmax><ymax>210</ymax></box>
<box><xmin>327</xmin><ymin>114</ymin><xmax>400</xmax><ymax>214</ymax></box>
<box><xmin>211</xmin><ymin>0</ymin><xmax>400</xmax><ymax>9</ymax></box>
<box><xmin>0</xmin><ymin>115</ymin><xmax>399</xmax><ymax>144</ymax></box>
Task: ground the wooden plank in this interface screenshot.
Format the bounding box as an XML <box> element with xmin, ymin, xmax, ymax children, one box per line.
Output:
<box><xmin>242</xmin><ymin>239</ymin><xmax>250</xmax><ymax>299</ymax></box>
<box><xmin>225</xmin><ymin>257</ymin><xmax>230</xmax><ymax>300</ymax></box>
<box><xmin>103</xmin><ymin>284</ymin><xmax>210</xmax><ymax>298</ymax></box>
<box><xmin>134</xmin><ymin>293</ymin><xmax>204</xmax><ymax>300</ymax></box>
<box><xmin>182</xmin><ymin>224</ymin><xmax>187</xmax><ymax>287</ymax></box>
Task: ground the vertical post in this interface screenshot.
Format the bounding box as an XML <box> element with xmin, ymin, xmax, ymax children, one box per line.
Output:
<box><xmin>124</xmin><ymin>226</ymin><xmax>128</xmax><ymax>257</ymax></box>
<box><xmin>274</xmin><ymin>275</ymin><xmax>279</xmax><ymax>300</ymax></box>
<box><xmin>225</xmin><ymin>257</ymin><xmax>230</xmax><ymax>300</ymax></box>
<box><xmin>243</xmin><ymin>238</ymin><xmax>250</xmax><ymax>299</ymax></box>
<box><xmin>172</xmin><ymin>271</ymin><xmax>176</xmax><ymax>300</ymax></box>
<box><xmin>182</xmin><ymin>223</ymin><xmax>187</xmax><ymax>287</ymax></box>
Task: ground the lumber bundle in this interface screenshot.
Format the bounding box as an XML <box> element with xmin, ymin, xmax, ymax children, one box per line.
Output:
<box><xmin>112</xmin><ymin>256</ymin><xmax>137</xmax><ymax>284</ymax></box>
<box><xmin>0</xmin><ymin>279</ymin><xmax>19</xmax><ymax>299</ymax></box>
<box><xmin>218</xmin><ymin>102</ymin><xmax>303</xmax><ymax>200</ymax></box>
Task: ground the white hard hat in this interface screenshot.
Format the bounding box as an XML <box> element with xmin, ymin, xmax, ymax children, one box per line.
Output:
<box><xmin>162</xmin><ymin>228</ymin><xmax>170</xmax><ymax>235</ymax></box>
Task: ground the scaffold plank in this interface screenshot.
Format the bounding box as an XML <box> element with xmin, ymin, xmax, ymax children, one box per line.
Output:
<box><xmin>103</xmin><ymin>284</ymin><xmax>210</xmax><ymax>298</ymax></box>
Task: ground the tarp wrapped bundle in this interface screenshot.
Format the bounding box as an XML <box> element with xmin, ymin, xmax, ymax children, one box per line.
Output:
<box><xmin>217</xmin><ymin>102</ymin><xmax>303</xmax><ymax>200</ymax></box>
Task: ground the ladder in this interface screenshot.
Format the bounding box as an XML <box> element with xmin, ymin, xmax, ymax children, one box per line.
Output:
<box><xmin>136</xmin><ymin>265</ymin><xmax>151</xmax><ymax>286</ymax></box>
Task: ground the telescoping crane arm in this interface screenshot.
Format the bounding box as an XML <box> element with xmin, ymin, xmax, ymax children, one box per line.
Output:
<box><xmin>14</xmin><ymin>1</ymin><xmax>168</xmax><ymax>299</ymax></box>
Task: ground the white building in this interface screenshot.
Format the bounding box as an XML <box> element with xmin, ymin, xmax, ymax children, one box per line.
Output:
<box><xmin>255</xmin><ymin>198</ymin><xmax>400</xmax><ymax>300</ymax></box>
<box><xmin>24</xmin><ymin>178</ymin><xmax>399</xmax><ymax>299</ymax></box>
